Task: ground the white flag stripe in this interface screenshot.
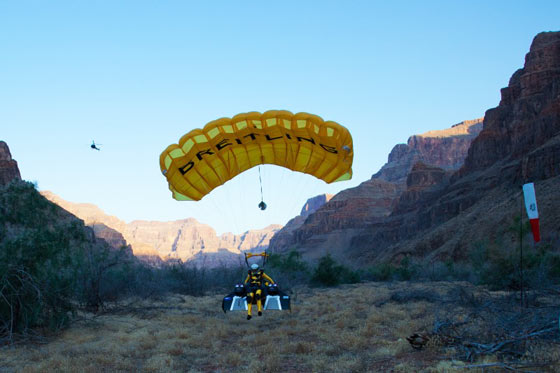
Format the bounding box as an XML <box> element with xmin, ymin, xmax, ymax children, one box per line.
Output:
<box><xmin>522</xmin><ymin>183</ymin><xmax>539</xmax><ymax>220</ymax></box>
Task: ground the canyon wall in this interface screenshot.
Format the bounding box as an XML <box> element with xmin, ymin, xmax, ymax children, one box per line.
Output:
<box><xmin>269</xmin><ymin>117</ymin><xmax>483</xmax><ymax>262</ymax></box>
<box><xmin>41</xmin><ymin>191</ymin><xmax>280</xmax><ymax>267</ymax></box>
<box><xmin>0</xmin><ymin>141</ymin><xmax>22</xmax><ymax>186</ymax></box>
<box><xmin>270</xmin><ymin>32</ymin><xmax>560</xmax><ymax>265</ymax></box>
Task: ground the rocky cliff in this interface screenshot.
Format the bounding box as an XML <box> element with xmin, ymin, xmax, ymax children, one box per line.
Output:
<box><xmin>354</xmin><ymin>31</ymin><xmax>560</xmax><ymax>264</ymax></box>
<box><xmin>0</xmin><ymin>141</ymin><xmax>22</xmax><ymax>186</ymax></box>
<box><xmin>269</xmin><ymin>118</ymin><xmax>482</xmax><ymax>260</ymax></box>
<box><xmin>270</xmin><ymin>32</ymin><xmax>560</xmax><ymax>265</ymax></box>
<box><xmin>373</xmin><ymin>118</ymin><xmax>483</xmax><ymax>183</ymax></box>
<box><xmin>463</xmin><ymin>32</ymin><xmax>560</xmax><ymax>174</ymax></box>
<box><xmin>300</xmin><ymin>194</ymin><xmax>334</xmax><ymax>218</ymax></box>
<box><xmin>41</xmin><ymin>191</ymin><xmax>280</xmax><ymax>267</ymax></box>
<box><xmin>266</xmin><ymin>194</ymin><xmax>333</xmax><ymax>252</ymax></box>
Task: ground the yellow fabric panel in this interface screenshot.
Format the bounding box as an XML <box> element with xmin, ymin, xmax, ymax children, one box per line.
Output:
<box><xmin>160</xmin><ymin>110</ymin><xmax>353</xmax><ymax>201</ymax></box>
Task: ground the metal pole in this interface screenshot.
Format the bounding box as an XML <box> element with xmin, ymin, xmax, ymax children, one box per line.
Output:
<box><xmin>520</xmin><ymin>191</ymin><xmax>524</xmax><ymax>307</ymax></box>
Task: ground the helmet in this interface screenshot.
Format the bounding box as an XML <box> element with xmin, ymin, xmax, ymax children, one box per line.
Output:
<box><xmin>251</xmin><ymin>263</ymin><xmax>259</xmax><ymax>270</ymax></box>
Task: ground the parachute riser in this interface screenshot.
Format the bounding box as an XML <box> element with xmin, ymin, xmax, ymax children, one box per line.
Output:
<box><xmin>244</xmin><ymin>251</ymin><xmax>269</xmax><ymax>268</ymax></box>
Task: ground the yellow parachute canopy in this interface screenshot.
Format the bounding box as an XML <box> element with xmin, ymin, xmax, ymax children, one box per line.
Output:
<box><xmin>160</xmin><ymin>110</ymin><xmax>353</xmax><ymax>201</ymax></box>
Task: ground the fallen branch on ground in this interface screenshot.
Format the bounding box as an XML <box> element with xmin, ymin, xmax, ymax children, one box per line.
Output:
<box><xmin>463</xmin><ymin>324</ymin><xmax>557</xmax><ymax>361</ymax></box>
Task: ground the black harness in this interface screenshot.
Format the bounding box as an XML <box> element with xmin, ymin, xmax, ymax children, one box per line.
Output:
<box><xmin>248</xmin><ymin>269</ymin><xmax>264</xmax><ymax>286</ymax></box>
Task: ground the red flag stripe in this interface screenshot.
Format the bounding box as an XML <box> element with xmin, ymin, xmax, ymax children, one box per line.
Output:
<box><xmin>529</xmin><ymin>218</ymin><xmax>541</xmax><ymax>243</ymax></box>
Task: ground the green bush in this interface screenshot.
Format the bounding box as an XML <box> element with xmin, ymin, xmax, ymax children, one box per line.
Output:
<box><xmin>311</xmin><ymin>254</ymin><xmax>360</xmax><ymax>287</ymax></box>
<box><xmin>546</xmin><ymin>253</ymin><xmax>560</xmax><ymax>278</ymax></box>
<box><xmin>0</xmin><ymin>183</ymin><xmax>80</xmax><ymax>338</ymax></box>
<box><xmin>266</xmin><ymin>250</ymin><xmax>311</xmax><ymax>288</ymax></box>
<box><xmin>395</xmin><ymin>257</ymin><xmax>413</xmax><ymax>281</ymax></box>
<box><xmin>268</xmin><ymin>250</ymin><xmax>308</xmax><ymax>273</ymax></box>
<box><xmin>466</xmin><ymin>236</ymin><xmax>560</xmax><ymax>291</ymax></box>
<box><xmin>75</xmin><ymin>244</ymin><xmax>136</xmax><ymax>310</ymax></box>
<box><xmin>367</xmin><ymin>262</ymin><xmax>396</xmax><ymax>281</ymax></box>
<box><xmin>0</xmin><ymin>181</ymin><xmax>138</xmax><ymax>339</ymax></box>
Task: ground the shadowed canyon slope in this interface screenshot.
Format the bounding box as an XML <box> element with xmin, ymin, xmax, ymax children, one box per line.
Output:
<box><xmin>268</xmin><ymin>117</ymin><xmax>483</xmax><ymax>260</ymax></box>
<box><xmin>269</xmin><ymin>31</ymin><xmax>560</xmax><ymax>265</ymax></box>
<box><xmin>41</xmin><ymin>191</ymin><xmax>280</xmax><ymax>267</ymax></box>
<box><xmin>0</xmin><ymin>144</ymin><xmax>134</xmax><ymax>266</ymax></box>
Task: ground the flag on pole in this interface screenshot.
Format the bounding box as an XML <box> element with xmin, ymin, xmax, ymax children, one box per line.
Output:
<box><xmin>522</xmin><ymin>183</ymin><xmax>540</xmax><ymax>242</ymax></box>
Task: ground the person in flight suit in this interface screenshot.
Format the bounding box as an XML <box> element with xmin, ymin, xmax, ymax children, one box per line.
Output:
<box><xmin>244</xmin><ymin>263</ymin><xmax>275</xmax><ymax>320</ymax></box>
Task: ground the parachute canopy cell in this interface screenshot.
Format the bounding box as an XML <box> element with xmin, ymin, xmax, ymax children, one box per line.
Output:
<box><xmin>160</xmin><ymin>110</ymin><xmax>353</xmax><ymax>201</ymax></box>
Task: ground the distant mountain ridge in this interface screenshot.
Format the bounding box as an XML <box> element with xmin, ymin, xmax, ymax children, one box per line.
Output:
<box><xmin>41</xmin><ymin>191</ymin><xmax>280</xmax><ymax>267</ymax></box>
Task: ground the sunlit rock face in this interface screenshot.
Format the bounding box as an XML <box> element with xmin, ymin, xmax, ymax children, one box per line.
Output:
<box><xmin>354</xmin><ymin>31</ymin><xmax>560</xmax><ymax>264</ymax></box>
<box><xmin>123</xmin><ymin>219</ymin><xmax>279</xmax><ymax>266</ymax></box>
<box><xmin>0</xmin><ymin>141</ymin><xmax>22</xmax><ymax>185</ymax></box>
<box><xmin>373</xmin><ymin>118</ymin><xmax>483</xmax><ymax>184</ymax></box>
<box><xmin>268</xmin><ymin>118</ymin><xmax>482</xmax><ymax>261</ymax></box>
<box><xmin>270</xmin><ymin>32</ymin><xmax>560</xmax><ymax>266</ymax></box>
<box><xmin>462</xmin><ymin>31</ymin><xmax>560</xmax><ymax>176</ymax></box>
<box><xmin>41</xmin><ymin>191</ymin><xmax>281</xmax><ymax>267</ymax></box>
<box><xmin>300</xmin><ymin>194</ymin><xmax>334</xmax><ymax>218</ymax></box>
<box><xmin>268</xmin><ymin>194</ymin><xmax>334</xmax><ymax>253</ymax></box>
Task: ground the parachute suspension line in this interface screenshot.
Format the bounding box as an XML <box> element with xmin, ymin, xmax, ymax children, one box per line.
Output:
<box><xmin>206</xmin><ymin>153</ymin><xmax>240</xmax><ymax>235</ymax></box>
<box><xmin>258</xmin><ymin>166</ymin><xmax>266</xmax><ymax>210</ymax></box>
<box><xmin>259</xmin><ymin>166</ymin><xmax>264</xmax><ymax>201</ymax></box>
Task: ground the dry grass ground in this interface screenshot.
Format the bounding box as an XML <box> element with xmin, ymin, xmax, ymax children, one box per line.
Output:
<box><xmin>1</xmin><ymin>281</ymin><xmax>559</xmax><ymax>372</ymax></box>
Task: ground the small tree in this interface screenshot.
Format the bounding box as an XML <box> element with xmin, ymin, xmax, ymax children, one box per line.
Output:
<box><xmin>0</xmin><ymin>181</ymin><xmax>126</xmax><ymax>341</ymax></box>
<box><xmin>311</xmin><ymin>254</ymin><xmax>360</xmax><ymax>287</ymax></box>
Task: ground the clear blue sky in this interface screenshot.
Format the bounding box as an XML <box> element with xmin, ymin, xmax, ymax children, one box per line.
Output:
<box><xmin>1</xmin><ymin>1</ymin><xmax>559</xmax><ymax>234</ymax></box>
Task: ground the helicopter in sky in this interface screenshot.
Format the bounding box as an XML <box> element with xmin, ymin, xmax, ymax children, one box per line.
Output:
<box><xmin>90</xmin><ymin>141</ymin><xmax>102</xmax><ymax>151</ymax></box>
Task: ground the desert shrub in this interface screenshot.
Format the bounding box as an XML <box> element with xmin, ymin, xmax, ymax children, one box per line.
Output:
<box><xmin>545</xmin><ymin>252</ymin><xmax>560</xmax><ymax>278</ymax></box>
<box><xmin>75</xmin><ymin>244</ymin><xmax>138</xmax><ymax>309</ymax></box>
<box><xmin>268</xmin><ymin>250</ymin><xmax>308</xmax><ymax>273</ymax></box>
<box><xmin>122</xmin><ymin>263</ymin><xmax>161</xmax><ymax>298</ymax></box>
<box><xmin>98</xmin><ymin>255</ymin><xmax>141</xmax><ymax>300</ymax></box>
<box><xmin>521</xmin><ymin>247</ymin><xmax>560</xmax><ymax>289</ymax></box>
<box><xmin>365</xmin><ymin>256</ymin><xmax>476</xmax><ymax>283</ymax></box>
<box><xmin>394</xmin><ymin>256</ymin><xmax>422</xmax><ymax>281</ymax></box>
<box><xmin>477</xmin><ymin>248</ymin><xmax>518</xmax><ymax>290</ymax></box>
<box><xmin>267</xmin><ymin>250</ymin><xmax>310</xmax><ymax>288</ymax></box>
<box><xmin>0</xmin><ymin>182</ymin><xmax>81</xmax><ymax>339</ymax></box>
<box><xmin>365</xmin><ymin>257</ymin><xmax>423</xmax><ymax>282</ymax></box>
<box><xmin>203</xmin><ymin>264</ymin><xmax>246</xmax><ymax>291</ymax></box>
<box><xmin>161</xmin><ymin>264</ymin><xmax>208</xmax><ymax>296</ymax></box>
<box><xmin>125</xmin><ymin>262</ymin><xmax>247</xmax><ymax>298</ymax></box>
<box><xmin>467</xmin><ymin>236</ymin><xmax>560</xmax><ymax>290</ymax></box>
<box><xmin>366</xmin><ymin>262</ymin><xmax>396</xmax><ymax>281</ymax></box>
<box><xmin>311</xmin><ymin>254</ymin><xmax>360</xmax><ymax>287</ymax></box>
<box><xmin>424</xmin><ymin>260</ymin><xmax>452</xmax><ymax>281</ymax></box>
<box><xmin>437</xmin><ymin>259</ymin><xmax>473</xmax><ymax>282</ymax></box>
<box><xmin>0</xmin><ymin>181</ymin><xmax>142</xmax><ymax>340</ymax></box>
